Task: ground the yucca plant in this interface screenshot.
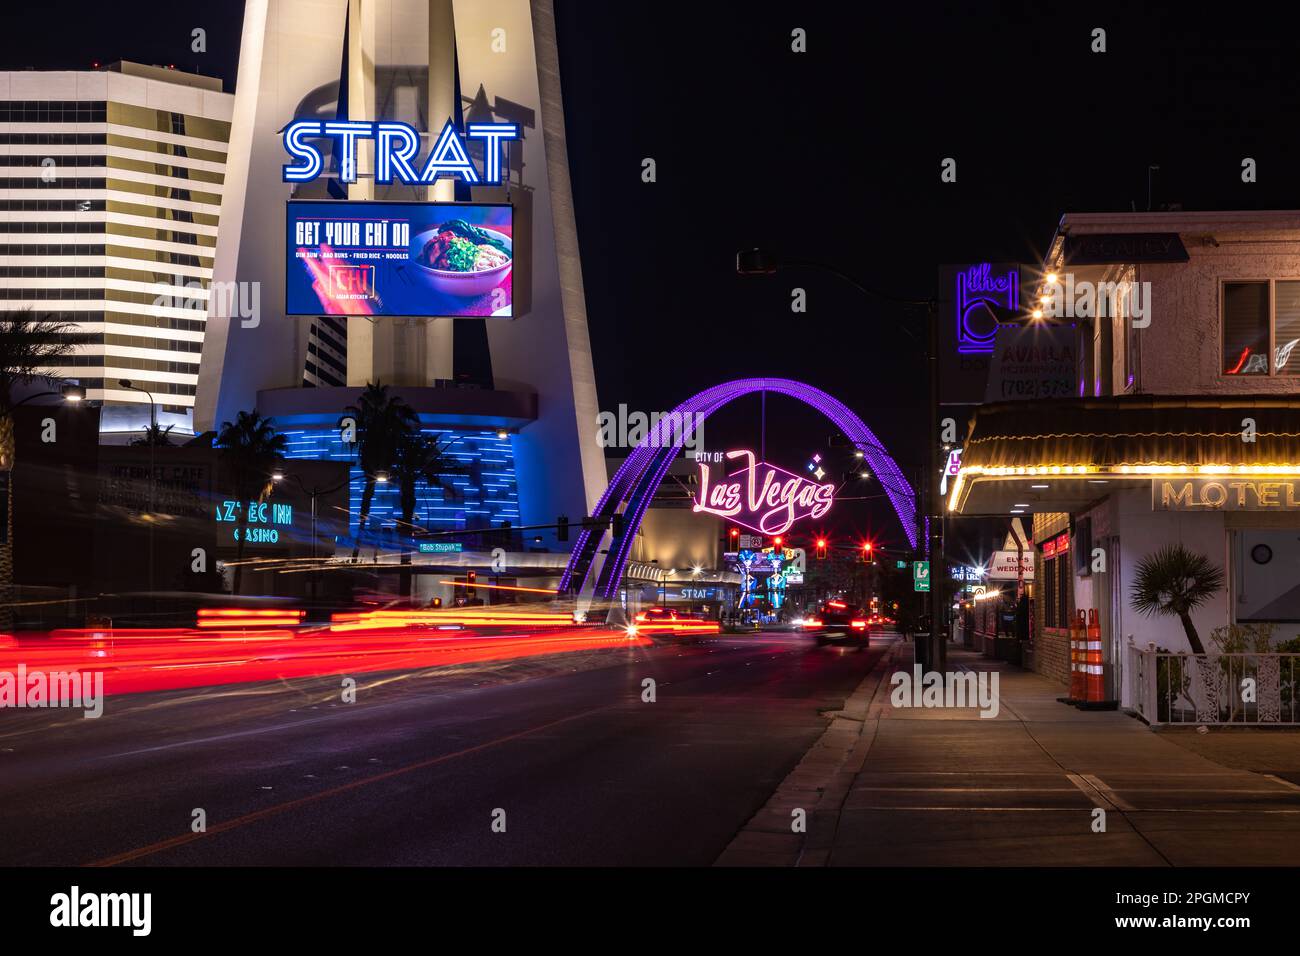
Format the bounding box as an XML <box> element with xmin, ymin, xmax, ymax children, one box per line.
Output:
<box><xmin>1130</xmin><ymin>543</ymin><xmax>1225</xmax><ymax>655</ymax></box>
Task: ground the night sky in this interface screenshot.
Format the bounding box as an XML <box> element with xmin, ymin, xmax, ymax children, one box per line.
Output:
<box><xmin>6</xmin><ymin>1</ymin><xmax>1299</xmax><ymax>558</ymax></box>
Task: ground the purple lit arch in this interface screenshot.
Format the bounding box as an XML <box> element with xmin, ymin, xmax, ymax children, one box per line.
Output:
<box><xmin>560</xmin><ymin>378</ymin><xmax>917</xmax><ymax>600</ymax></box>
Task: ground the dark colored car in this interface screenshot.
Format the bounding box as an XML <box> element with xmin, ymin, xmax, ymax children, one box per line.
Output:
<box><xmin>800</xmin><ymin>600</ymin><xmax>870</xmax><ymax>644</ymax></box>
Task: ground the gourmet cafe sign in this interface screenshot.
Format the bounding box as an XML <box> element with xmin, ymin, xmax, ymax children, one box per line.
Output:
<box><xmin>693</xmin><ymin>449</ymin><xmax>834</xmax><ymax>535</ymax></box>
<box><xmin>1153</xmin><ymin>478</ymin><xmax>1300</xmax><ymax>511</ymax></box>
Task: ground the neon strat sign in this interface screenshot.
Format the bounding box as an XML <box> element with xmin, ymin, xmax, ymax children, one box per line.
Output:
<box><xmin>693</xmin><ymin>449</ymin><xmax>835</xmax><ymax>535</ymax></box>
<box><xmin>282</xmin><ymin>119</ymin><xmax>520</xmax><ymax>186</ymax></box>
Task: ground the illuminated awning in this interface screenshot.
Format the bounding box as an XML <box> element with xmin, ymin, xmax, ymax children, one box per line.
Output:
<box><xmin>948</xmin><ymin>395</ymin><xmax>1300</xmax><ymax>515</ymax></box>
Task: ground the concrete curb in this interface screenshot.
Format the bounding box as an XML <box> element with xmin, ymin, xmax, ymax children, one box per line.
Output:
<box><xmin>713</xmin><ymin>637</ymin><xmax>901</xmax><ymax>867</ymax></box>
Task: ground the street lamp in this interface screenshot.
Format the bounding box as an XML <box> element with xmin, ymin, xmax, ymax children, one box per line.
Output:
<box><xmin>8</xmin><ymin>383</ymin><xmax>86</xmax><ymax>411</ymax></box>
<box><xmin>0</xmin><ymin>383</ymin><xmax>85</xmax><ymax>629</ymax></box>
<box><xmin>118</xmin><ymin>379</ymin><xmax>158</xmax><ymax>594</ymax></box>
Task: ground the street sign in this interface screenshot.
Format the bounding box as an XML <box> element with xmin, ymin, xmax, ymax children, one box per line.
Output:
<box><xmin>418</xmin><ymin>541</ymin><xmax>463</xmax><ymax>554</ymax></box>
<box><xmin>895</xmin><ymin>559</ymin><xmax>907</xmax><ymax>570</ymax></box>
<box><xmin>913</xmin><ymin>560</ymin><xmax>931</xmax><ymax>592</ymax></box>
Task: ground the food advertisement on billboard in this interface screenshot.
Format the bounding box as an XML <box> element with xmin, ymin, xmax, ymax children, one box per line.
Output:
<box><xmin>286</xmin><ymin>201</ymin><xmax>513</xmax><ymax>318</ymax></box>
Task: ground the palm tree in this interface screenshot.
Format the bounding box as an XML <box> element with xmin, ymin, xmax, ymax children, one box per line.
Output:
<box><xmin>216</xmin><ymin>410</ymin><xmax>288</xmax><ymax>594</ymax></box>
<box><xmin>391</xmin><ymin>431</ymin><xmax>465</xmax><ymax>597</ymax></box>
<box><xmin>1130</xmin><ymin>543</ymin><xmax>1225</xmax><ymax>655</ymax></box>
<box><xmin>0</xmin><ymin>310</ymin><xmax>91</xmax><ymax>629</ymax></box>
<box><xmin>130</xmin><ymin>422</ymin><xmax>175</xmax><ymax>447</ymax></box>
<box><xmin>344</xmin><ymin>382</ymin><xmax>417</xmax><ymax>560</ymax></box>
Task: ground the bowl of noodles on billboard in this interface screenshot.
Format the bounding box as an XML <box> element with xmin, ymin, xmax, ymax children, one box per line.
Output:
<box><xmin>410</xmin><ymin>218</ymin><xmax>512</xmax><ymax>298</ymax></box>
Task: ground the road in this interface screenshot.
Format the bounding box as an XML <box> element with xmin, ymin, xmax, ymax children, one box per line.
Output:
<box><xmin>0</xmin><ymin>629</ymin><xmax>888</xmax><ymax>866</ymax></box>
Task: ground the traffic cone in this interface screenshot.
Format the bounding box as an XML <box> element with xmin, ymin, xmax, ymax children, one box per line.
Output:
<box><xmin>1069</xmin><ymin>609</ymin><xmax>1087</xmax><ymax>703</ymax></box>
<box><xmin>1085</xmin><ymin>608</ymin><xmax>1103</xmax><ymax>702</ymax></box>
<box><xmin>1078</xmin><ymin>608</ymin><xmax>1118</xmax><ymax>709</ymax></box>
<box><xmin>1066</xmin><ymin>613</ymin><xmax>1086</xmax><ymax>702</ymax></box>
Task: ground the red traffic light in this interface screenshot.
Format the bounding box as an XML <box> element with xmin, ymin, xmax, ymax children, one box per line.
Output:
<box><xmin>729</xmin><ymin>527</ymin><xmax>739</xmax><ymax>537</ymax></box>
<box><xmin>773</xmin><ymin>535</ymin><xmax>783</xmax><ymax>547</ymax></box>
<box><xmin>816</xmin><ymin>538</ymin><xmax>827</xmax><ymax>548</ymax></box>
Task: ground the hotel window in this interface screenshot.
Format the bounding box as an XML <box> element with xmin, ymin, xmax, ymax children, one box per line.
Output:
<box><xmin>1222</xmin><ymin>280</ymin><xmax>1300</xmax><ymax>376</ymax></box>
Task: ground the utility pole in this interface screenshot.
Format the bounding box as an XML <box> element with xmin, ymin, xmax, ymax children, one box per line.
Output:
<box><xmin>927</xmin><ymin>298</ymin><xmax>947</xmax><ymax>672</ymax></box>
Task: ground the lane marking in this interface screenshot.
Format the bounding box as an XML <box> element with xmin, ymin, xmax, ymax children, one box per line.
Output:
<box><xmin>1080</xmin><ymin>773</ymin><xmax>1136</xmax><ymax>811</ymax></box>
<box><xmin>1067</xmin><ymin>772</ymin><xmax>1116</xmax><ymax>811</ymax></box>
<box><xmin>86</xmin><ymin>704</ymin><xmax>612</xmax><ymax>867</ymax></box>
<box><xmin>1262</xmin><ymin>773</ymin><xmax>1300</xmax><ymax>793</ymax></box>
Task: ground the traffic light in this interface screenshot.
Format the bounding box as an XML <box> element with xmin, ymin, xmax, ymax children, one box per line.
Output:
<box><xmin>466</xmin><ymin>570</ymin><xmax>477</xmax><ymax>600</ymax></box>
<box><xmin>729</xmin><ymin>527</ymin><xmax>740</xmax><ymax>546</ymax></box>
<box><xmin>861</xmin><ymin>541</ymin><xmax>873</xmax><ymax>563</ymax></box>
<box><xmin>557</xmin><ymin>515</ymin><xmax>569</xmax><ymax>542</ymax></box>
<box><xmin>773</xmin><ymin>535</ymin><xmax>783</xmax><ymax>549</ymax></box>
<box><xmin>815</xmin><ymin>538</ymin><xmax>827</xmax><ymax>560</ymax></box>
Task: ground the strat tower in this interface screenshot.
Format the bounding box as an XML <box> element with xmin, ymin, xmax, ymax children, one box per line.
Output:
<box><xmin>195</xmin><ymin>0</ymin><xmax>605</xmax><ymax>563</ymax></box>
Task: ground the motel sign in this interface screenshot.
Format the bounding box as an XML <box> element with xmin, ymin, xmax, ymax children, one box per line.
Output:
<box><xmin>1153</xmin><ymin>478</ymin><xmax>1300</xmax><ymax>511</ymax></box>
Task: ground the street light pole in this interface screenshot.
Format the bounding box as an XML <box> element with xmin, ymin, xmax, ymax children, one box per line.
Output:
<box><xmin>119</xmin><ymin>379</ymin><xmax>156</xmax><ymax>594</ymax></box>
<box><xmin>275</xmin><ymin>471</ymin><xmax>349</xmax><ymax>600</ymax></box>
<box><xmin>927</xmin><ymin>297</ymin><xmax>946</xmax><ymax>672</ymax></box>
<box><xmin>0</xmin><ymin>385</ymin><xmax>86</xmax><ymax>631</ymax></box>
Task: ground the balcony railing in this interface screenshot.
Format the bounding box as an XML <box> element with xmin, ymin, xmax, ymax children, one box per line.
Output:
<box><xmin>1128</xmin><ymin>646</ymin><xmax>1300</xmax><ymax>725</ymax></box>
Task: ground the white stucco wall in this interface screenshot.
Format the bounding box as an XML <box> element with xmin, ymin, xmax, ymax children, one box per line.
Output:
<box><xmin>1109</xmin><ymin>487</ymin><xmax>1229</xmax><ymax>653</ymax></box>
<box><xmin>1060</xmin><ymin>211</ymin><xmax>1300</xmax><ymax>397</ymax></box>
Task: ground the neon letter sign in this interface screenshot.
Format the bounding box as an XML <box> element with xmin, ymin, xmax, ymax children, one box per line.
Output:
<box><xmin>956</xmin><ymin>263</ymin><xmax>1019</xmax><ymax>355</ymax></box>
<box><xmin>693</xmin><ymin>449</ymin><xmax>835</xmax><ymax>535</ymax></box>
<box><xmin>282</xmin><ymin>119</ymin><xmax>520</xmax><ymax>186</ymax></box>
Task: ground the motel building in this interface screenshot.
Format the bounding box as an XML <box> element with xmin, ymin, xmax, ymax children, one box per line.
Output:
<box><xmin>948</xmin><ymin>210</ymin><xmax>1300</xmax><ymax>722</ymax></box>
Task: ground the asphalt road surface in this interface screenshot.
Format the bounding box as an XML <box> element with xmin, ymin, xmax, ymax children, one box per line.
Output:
<box><xmin>0</xmin><ymin>629</ymin><xmax>889</xmax><ymax>865</ymax></box>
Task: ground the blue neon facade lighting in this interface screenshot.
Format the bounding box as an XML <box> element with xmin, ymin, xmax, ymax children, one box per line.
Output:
<box><xmin>279</xmin><ymin>425</ymin><xmax>520</xmax><ymax>549</ymax></box>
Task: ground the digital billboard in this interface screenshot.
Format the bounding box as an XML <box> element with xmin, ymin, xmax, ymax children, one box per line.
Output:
<box><xmin>286</xmin><ymin>201</ymin><xmax>513</xmax><ymax>318</ymax></box>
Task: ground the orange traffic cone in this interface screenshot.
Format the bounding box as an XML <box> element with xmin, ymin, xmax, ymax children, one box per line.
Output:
<box><xmin>1069</xmin><ymin>609</ymin><xmax>1087</xmax><ymax>703</ymax></box>
<box><xmin>1085</xmin><ymin>608</ymin><xmax>1105</xmax><ymax>704</ymax></box>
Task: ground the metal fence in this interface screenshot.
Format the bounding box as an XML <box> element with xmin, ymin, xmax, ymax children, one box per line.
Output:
<box><xmin>1129</xmin><ymin>646</ymin><xmax>1300</xmax><ymax>725</ymax></box>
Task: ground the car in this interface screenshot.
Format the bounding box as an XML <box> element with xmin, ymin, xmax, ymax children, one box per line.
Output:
<box><xmin>636</xmin><ymin>607</ymin><xmax>679</xmax><ymax>623</ymax></box>
<box><xmin>801</xmin><ymin>600</ymin><xmax>870</xmax><ymax>644</ymax></box>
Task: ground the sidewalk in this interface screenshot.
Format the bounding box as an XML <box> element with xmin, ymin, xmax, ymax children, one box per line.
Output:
<box><xmin>716</xmin><ymin>635</ymin><xmax>1300</xmax><ymax>866</ymax></box>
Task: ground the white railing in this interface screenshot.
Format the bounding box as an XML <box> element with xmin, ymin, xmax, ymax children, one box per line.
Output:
<box><xmin>1128</xmin><ymin>646</ymin><xmax>1300</xmax><ymax>725</ymax></box>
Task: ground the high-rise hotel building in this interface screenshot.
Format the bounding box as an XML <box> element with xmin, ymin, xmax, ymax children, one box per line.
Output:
<box><xmin>0</xmin><ymin>61</ymin><xmax>233</xmax><ymax>439</ymax></box>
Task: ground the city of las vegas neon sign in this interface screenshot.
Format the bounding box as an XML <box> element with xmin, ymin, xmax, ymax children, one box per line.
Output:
<box><xmin>693</xmin><ymin>449</ymin><xmax>835</xmax><ymax>535</ymax></box>
<box><xmin>281</xmin><ymin>118</ymin><xmax>520</xmax><ymax>186</ymax></box>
